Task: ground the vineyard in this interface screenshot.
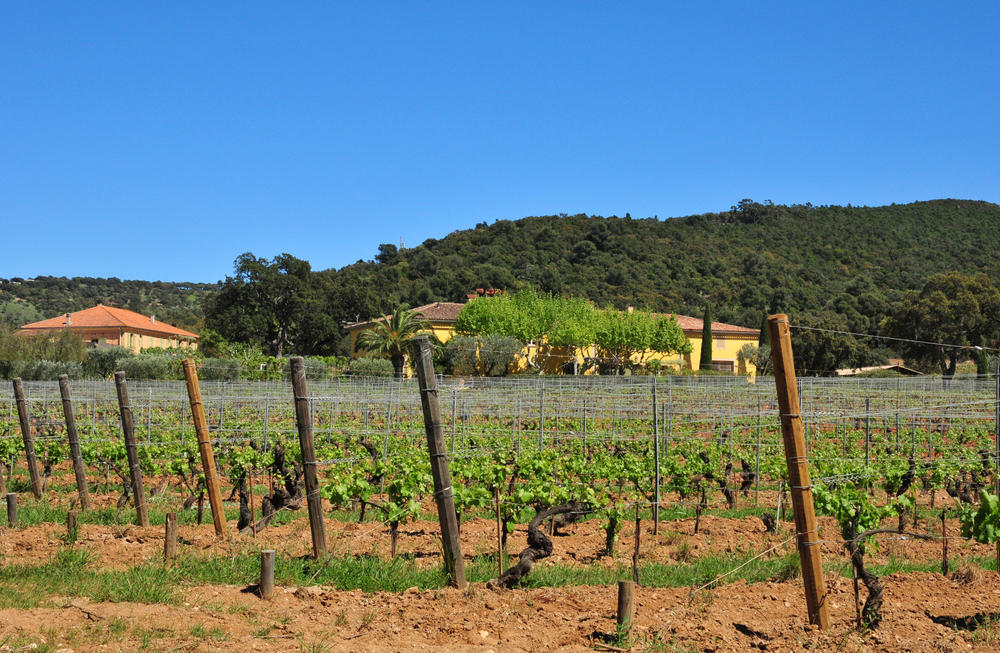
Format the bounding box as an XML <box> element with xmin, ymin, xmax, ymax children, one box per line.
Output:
<box><xmin>3</xmin><ymin>356</ymin><xmax>1000</xmax><ymax>651</ymax></box>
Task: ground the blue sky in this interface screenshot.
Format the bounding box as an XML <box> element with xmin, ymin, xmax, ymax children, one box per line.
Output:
<box><xmin>2</xmin><ymin>2</ymin><xmax>998</xmax><ymax>283</ymax></box>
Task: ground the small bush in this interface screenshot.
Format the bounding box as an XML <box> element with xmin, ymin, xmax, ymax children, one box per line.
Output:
<box><xmin>347</xmin><ymin>356</ymin><xmax>394</xmax><ymax>377</ymax></box>
<box><xmin>301</xmin><ymin>357</ymin><xmax>334</xmax><ymax>381</ymax></box>
<box><xmin>118</xmin><ymin>354</ymin><xmax>179</xmax><ymax>380</ymax></box>
<box><xmin>4</xmin><ymin>360</ymin><xmax>84</xmax><ymax>380</ymax></box>
<box><xmin>198</xmin><ymin>358</ymin><xmax>242</xmax><ymax>381</ymax></box>
<box><xmin>442</xmin><ymin>336</ymin><xmax>479</xmax><ymax>376</ymax></box>
<box><xmin>84</xmin><ymin>347</ymin><xmax>134</xmax><ymax>378</ymax></box>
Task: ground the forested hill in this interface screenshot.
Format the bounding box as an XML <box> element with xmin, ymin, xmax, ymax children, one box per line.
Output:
<box><xmin>0</xmin><ymin>277</ymin><xmax>217</xmax><ymax>333</ymax></box>
<box><xmin>4</xmin><ymin>199</ymin><xmax>1000</xmax><ymax>359</ymax></box>
<box><xmin>333</xmin><ymin>199</ymin><xmax>1000</xmax><ymax>333</ymax></box>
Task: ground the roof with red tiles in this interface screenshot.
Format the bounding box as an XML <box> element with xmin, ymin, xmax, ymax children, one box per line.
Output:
<box><xmin>346</xmin><ymin>302</ymin><xmax>466</xmax><ymax>330</ymax></box>
<box><xmin>19</xmin><ymin>304</ymin><xmax>199</xmax><ymax>339</ymax></box>
<box><xmin>669</xmin><ymin>314</ymin><xmax>759</xmax><ymax>336</ymax></box>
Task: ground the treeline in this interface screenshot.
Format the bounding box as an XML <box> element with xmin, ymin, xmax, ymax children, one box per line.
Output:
<box><xmin>5</xmin><ymin>199</ymin><xmax>1000</xmax><ymax>374</ymax></box>
<box><xmin>207</xmin><ymin>199</ymin><xmax>1000</xmax><ymax>371</ymax></box>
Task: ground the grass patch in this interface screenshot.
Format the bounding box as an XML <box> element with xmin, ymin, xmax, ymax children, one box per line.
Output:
<box><xmin>0</xmin><ymin>547</ymin><xmax>178</xmax><ymax>607</ymax></box>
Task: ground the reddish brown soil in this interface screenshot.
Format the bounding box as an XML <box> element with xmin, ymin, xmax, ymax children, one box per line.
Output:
<box><xmin>4</xmin><ymin>476</ymin><xmax>1000</xmax><ymax>651</ymax></box>
<box><xmin>2</xmin><ymin>573</ymin><xmax>1000</xmax><ymax>651</ymax></box>
<box><xmin>0</xmin><ymin>509</ymin><xmax>992</xmax><ymax>573</ymax></box>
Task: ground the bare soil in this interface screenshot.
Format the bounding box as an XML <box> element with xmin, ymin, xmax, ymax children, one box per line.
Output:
<box><xmin>3</xmin><ymin>573</ymin><xmax>1000</xmax><ymax>651</ymax></box>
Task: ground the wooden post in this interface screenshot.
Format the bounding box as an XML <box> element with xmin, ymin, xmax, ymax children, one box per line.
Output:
<box><xmin>616</xmin><ymin>580</ymin><xmax>635</xmax><ymax>633</ymax></box>
<box><xmin>66</xmin><ymin>510</ymin><xmax>78</xmax><ymax>542</ymax></box>
<box><xmin>12</xmin><ymin>379</ymin><xmax>42</xmax><ymax>499</ymax></box>
<box><xmin>768</xmin><ymin>314</ymin><xmax>830</xmax><ymax>630</ymax></box>
<box><xmin>260</xmin><ymin>550</ymin><xmax>275</xmax><ymax>600</ymax></box>
<box><xmin>652</xmin><ymin>377</ymin><xmax>660</xmax><ymax>534</ymax></box>
<box><xmin>114</xmin><ymin>372</ymin><xmax>150</xmax><ymax>527</ymax></box>
<box><xmin>290</xmin><ymin>357</ymin><xmax>328</xmax><ymax>559</ymax></box>
<box><xmin>164</xmin><ymin>512</ymin><xmax>178</xmax><ymax>561</ymax></box>
<box><xmin>58</xmin><ymin>375</ymin><xmax>91</xmax><ymax>510</ymax></box>
<box><xmin>6</xmin><ymin>493</ymin><xmax>17</xmax><ymax>526</ymax></box>
<box><xmin>495</xmin><ymin>486</ymin><xmax>504</xmax><ymax>577</ymax></box>
<box><xmin>182</xmin><ymin>359</ymin><xmax>227</xmax><ymax>537</ymax></box>
<box><xmin>410</xmin><ymin>336</ymin><xmax>467</xmax><ymax>588</ymax></box>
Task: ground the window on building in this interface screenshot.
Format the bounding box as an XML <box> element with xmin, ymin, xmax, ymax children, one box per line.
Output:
<box><xmin>711</xmin><ymin>360</ymin><xmax>734</xmax><ymax>373</ymax></box>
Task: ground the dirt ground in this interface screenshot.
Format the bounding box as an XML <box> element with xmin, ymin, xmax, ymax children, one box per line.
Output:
<box><xmin>3</xmin><ymin>482</ymin><xmax>1000</xmax><ymax>651</ymax></box>
<box><xmin>3</xmin><ymin>572</ymin><xmax>1000</xmax><ymax>652</ymax></box>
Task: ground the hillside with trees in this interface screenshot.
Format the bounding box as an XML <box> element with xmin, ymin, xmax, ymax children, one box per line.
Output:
<box><xmin>5</xmin><ymin>199</ymin><xmax>1000</xmax><ymax>373</ymax></box>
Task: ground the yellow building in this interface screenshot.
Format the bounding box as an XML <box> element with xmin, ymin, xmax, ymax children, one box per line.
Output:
<box><xmin>346</xmin><ymin>301</ymin><xmax>464</xmax><ymax>357</ymax></box>
<box><xmin>347</xmin><ymin>302</ymin><xmax>759</xmax><ymax>376</ymax></box>
<box><xmin>19</xmin><ymin>303</ymin><xmax>199</xmax><ymax>353</ymax></box>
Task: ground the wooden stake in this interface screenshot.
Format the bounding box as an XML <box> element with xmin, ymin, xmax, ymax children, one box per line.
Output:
<box><xmin>616</xmin><ymin>580</ymin><xmax>635</xmax><ymax>633</ymax></box>
<box><xmin>6</xmin><ymin>493</ymin><xmax>17</xmax><ymax>527</ymax></box>
<box><xmin>768</xmin><ymin>314</ymin><xmax>830</xmax><ymax>630</ymax></box>
<box><xmin>260</xmin><ymin>550</ymin><xmax>275</xmax><ymax>600</ymax></box>
<box><xmin>66</xmin><ymin>510</ymin><xmax>78</xmax><ymax>543</ymax></box>
<box><xmin>411</xmin><ymin>335</ymin><xmax>467</xmax><ymax>588</ymax></box>
<box><xmin>12</xmin><ymin>379</ymin><xmax>42</xmax><ymax>499</ymax></box>
<box><xmin>495</xmin><ymin>486</ymin><xmax>504</xmax><ymax>577</ymax></box>
<box><xmin>58</xmin><ymin>375</ymin><xmax>91</xmax><ymax>510</ymax></box>
<box><xmin>940</xmin><ymin>510</ymin><xmax>948</xmax><ymax>575</ymax></box>
<box><xmin>164</xmin><ymin>512</ymin><xmax>178</xmax><ymax>561</ymax></box>
<box><xmin>290</xmin><ymin>357</ymin><xmax>328</xmax><ymax>558</ymax></box>
<box><xmin>632</xmin><ymin>506</ymin><xmax>641</xmax><ymax>585</ymax></box>
<box><xmin>182</xmin><ymin>359</ymin><xmax>227</xmax><ymax>537</ymax></box>
<box><xmin>114</xmin><ymin>372</ymin><xmax>149</xmax><ymax>527</ymax></box>
<box><xmin>652</xmin><ymin>378</ymin><xmax>659</xmax><ymax>534</ymax></box>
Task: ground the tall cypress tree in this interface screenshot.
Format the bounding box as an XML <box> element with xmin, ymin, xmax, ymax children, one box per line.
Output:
<box><xmin>759</xmin><ymin>313</ymin><xmax>769</xmax><ymax>346</ymax></box>
<box><xmin>699</xmin><ymin>304</ymin><xmax>713</xmax><ymax>370</ymax></box>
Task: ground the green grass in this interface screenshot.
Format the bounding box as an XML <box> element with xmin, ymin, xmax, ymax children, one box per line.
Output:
<box><xmin>0</xmin><ymin>547</ymin><xmax>177</xmax><ymax>608</ymax></box>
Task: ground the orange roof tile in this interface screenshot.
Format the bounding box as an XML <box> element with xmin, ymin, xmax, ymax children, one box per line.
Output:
<box><xmin>20</xmin><ymin>304</ymin><xmax>199</xmax><ymax>339</ymax></box>
<box><xmin>346</xmin><ymin>302</ymin><xmax>465</xmax><ymax>330</ymax></box>
<box><xmin>670</xmin><ymin>314</ymin><xmax>759</xmax><ymax>336</ymax></box>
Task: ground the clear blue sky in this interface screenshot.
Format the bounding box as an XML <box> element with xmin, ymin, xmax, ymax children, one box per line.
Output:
<box><xmin>2</xmin><ymin>2</ymin><xmax>998</xmax><ymax>283</ymax></box>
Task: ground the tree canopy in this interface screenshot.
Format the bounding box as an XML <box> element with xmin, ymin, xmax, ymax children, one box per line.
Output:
<box><xmin>881</xmin><ymin>272</ymin><xmax>1000</xmax><ymax>376</ymax></box>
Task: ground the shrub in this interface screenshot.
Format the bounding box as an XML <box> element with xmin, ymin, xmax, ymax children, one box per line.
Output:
<box><xmin>84</xmin><ymin>346</ymin><xmax>134</xmax><ymax>378</ymax></box>
<box><xmin>442</xmin><ymin>336</ymin><xmax>479</xmax><ymax>376</ymax></box>
<box><xmin>17</xmin><ymin>360</ymin><xmax>84</xmax><ymax>381</ymax></box>
<box><xmin>118</xmin><ymin>354</ymin><xmax>179</xmax><ymax>380</ymax></box>
<box><xmin>347</xmin><ymin>356</ymin><xmax>394</xmax><ymax>377</ymax></box>
<box><xmin>198</xmin><ymin>358</ymin><xmax>242</xmax><ymax>381</ymax></box>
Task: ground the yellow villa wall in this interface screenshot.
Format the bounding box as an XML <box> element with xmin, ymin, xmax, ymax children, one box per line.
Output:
<box><xmin>348</xmin><ymin>321</ymin><xmax>758</xmax><ymax>378</ymax></box>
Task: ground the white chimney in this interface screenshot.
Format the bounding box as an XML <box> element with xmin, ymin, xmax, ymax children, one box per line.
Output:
<box><xmin>65</xmin><ymin>313</ymin><xmax>71</xmax><ymax>325</ymax></box>
<box><xmin>151</xmin><ymin>315</ymin><xmax>156</xmax><ymax>323</ymax></box>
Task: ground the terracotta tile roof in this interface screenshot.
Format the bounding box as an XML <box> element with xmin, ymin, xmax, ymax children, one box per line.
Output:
<box><xmin>346</xmin><ymin>302</ymin><xmax>466</xmax><ymax>330</ymax></box>
<box><xmin>20</xmin><ymin>304</ymin><xmax>199</xmax><ymax>339</ymax></box>
<box><xmin>670</xmin><ymin>314</ymin><xmax>760</xmax><ymax>336</ymax></box>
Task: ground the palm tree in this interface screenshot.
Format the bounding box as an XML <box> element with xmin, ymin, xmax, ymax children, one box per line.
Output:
<box><xmin>356</xmin><ymin>305</ymin><xmax>431</xmax><ymax>378</ymax></box>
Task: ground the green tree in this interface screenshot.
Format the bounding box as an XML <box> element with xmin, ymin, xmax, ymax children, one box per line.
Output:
<box><xmin>205</xmin><ymin>253</ymin><xmax>320</xmax><ymax>357</ymax></box>
<box><xmin>882</xmin><ymin>272</ymin><xmax>1000</xmax><ymax>377</ymax></box>
<box><xmin>355</xmin><ymin>305</ymin><xmax>431</xmax><ymax>378</ymax></box>
<box><xmin>699</xmin><ymin>305</ymin><xmax>713</xmax><ymax>370</ymax></box>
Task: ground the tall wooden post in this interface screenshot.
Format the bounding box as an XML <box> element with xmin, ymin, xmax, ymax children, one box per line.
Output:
<box><xmin>12</xmin><ymin>379</ymin><xmax>42</xmax><ymax>499</ymax></box>
<box><xmin>768</xmin><ymin>314</ymin><xmax>830</xmax><ymax>630</ymax></box>
<box><xmin>290</xmin><ymin>357</ymin><xmax>327</xmax><ymax>558</ymax></box>
<box><xmin>411</xmin><ymin>335</ymin><xmax>467</xmax><ymax>588</ymax></box>
<box><xmin>652</xmin><ymin>377</ymin><xmax>660</xmax><ymax>533</ymax></box>
<box><xmin>182</xmin><ymin>359</ymin><xmax>227</xmax><ymax>537</ymax></box>
<box><xmin>58</xmin><ymin>375</ymin><xmax>91</xmax><ymax>510</ymax></box>
<box><xmin>114</xmin><ymin>372</ymin><xmax>150</xmax><ymax>527</ymax></box>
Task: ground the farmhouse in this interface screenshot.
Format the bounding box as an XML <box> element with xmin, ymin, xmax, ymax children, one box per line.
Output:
<box><xmin>346</xmin><ymin>301</ymin><xmax>759</xmax><ymax>375</ymax></box>
<box><xmin>19</xmin><ymin>303</ymin><xmax>199</xmax><ymax>353</ymax></box>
